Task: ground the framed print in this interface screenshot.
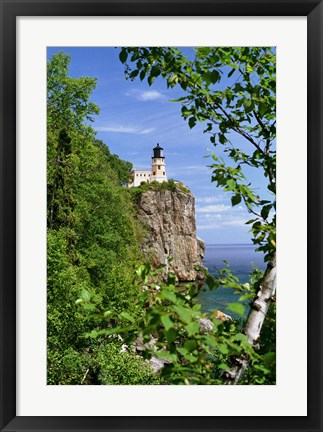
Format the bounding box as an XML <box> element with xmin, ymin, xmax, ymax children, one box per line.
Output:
<box><xmin>1</xmin><ymin>0</ymin><xmax>322</xmax><ymax>431</ymax></box>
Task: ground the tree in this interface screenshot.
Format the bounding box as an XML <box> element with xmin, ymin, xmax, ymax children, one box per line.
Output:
<box><xmin>119</xmin><ymin>46</ymin><xmax>276</xmax><ymax>383</ymax></box>
<box><xmin>47</xmin><ymin>52</ymin><xmax>99</xmax><ymax>229</ymax></box>
<box><xmin>47</xmin><ymin>53</ymin><xmax>148</xmax><ymax>384</ymax></box>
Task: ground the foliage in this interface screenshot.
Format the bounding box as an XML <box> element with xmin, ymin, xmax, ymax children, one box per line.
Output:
<box><xmin>47</xmin><ymin>53</ymin><xmax>147</xmax><ymax>384</ymax></box>
<box><xmin>94</xmin><ymin>343</ymin><xmax>164</xmax><ymax>385</ymax></box>
<box><xmin>94</xmin><ymin>139</ymin><xmax>133</xmax><ymax>185</ymax></box>
<box><xmin>129</xmin><ymin>179</ymin><xmax>190</xmax><ymax>203</ymax></box>
<box><xmin>120</xmin><ymin>47</ymin><xmax>276</xmax><ymax>260</ymax></box>
<box><xmin>83</xmin><ymin>263</ymin><xmax>275</xmax><ymax>384</ymax></box>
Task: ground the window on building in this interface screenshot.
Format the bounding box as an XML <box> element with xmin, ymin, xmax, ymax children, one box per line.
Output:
<box><xmin>153</xmin><ymin>172</ymin><xmax>156</xmax><ymax>175</ymax></box>
<box><xmin>158</xmin><ymin>165</ymin><xmax>161</xmax><ymax>169</ymax></box>
<box><xmin>163</xmin><ymin>172</ymin><xmax>165</xmax><ymax>175</ymax></box>
<box><xmin>136</xmin><ymin>174</ymin><xmax>138</xmax><ymax>176</ymax></box>
<box><xmin>144</xmin><ymin>173</ymin><xmax>146</xmax><ymax>176</ymax></box>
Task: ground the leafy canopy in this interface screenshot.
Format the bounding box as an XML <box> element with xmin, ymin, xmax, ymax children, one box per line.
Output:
<box><xmin>47</xmin><ymin>53</ymin><xmax>145</xmax><ymax>384</ymax></box>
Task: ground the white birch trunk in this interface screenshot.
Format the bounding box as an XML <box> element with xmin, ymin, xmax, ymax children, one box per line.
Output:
<box><xmin>225</xmin><ymin>252</ymin><xmax>276</xmax><ymax>384</ymax></box>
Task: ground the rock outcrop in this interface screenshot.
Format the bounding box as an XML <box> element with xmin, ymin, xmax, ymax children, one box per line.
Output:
<box><xmin>136</xmin><ymin>184</ymin><xmax>206</xmax><ymax>281</ymax></box>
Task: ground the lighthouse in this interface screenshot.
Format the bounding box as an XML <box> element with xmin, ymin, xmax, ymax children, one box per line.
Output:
<box><xmin>150</xmin><ymin>143</ymin><xmax>167</xmax><ymax>183</ymax></box>
<box><xmin>128</xmin><ymin>143</ymin><xmax>168</xmax><ymax>187</ymax></box>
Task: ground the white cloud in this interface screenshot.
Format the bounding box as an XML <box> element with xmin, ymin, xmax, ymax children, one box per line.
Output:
<box><xmin>196</xmin><ymin>196</ymin><xmax>226</xmax><ymax>204</ymax></box>
<box><xmin>196</xmin><ymin>201</ymin><xmax>250</xmax><ymax>231</ymax></box>
<box><xmin>138</xmin><ymin>90</ymin><xmax>165</xmax><ymax>101</ymax></box>
<box><xmin>140</xmin><ymin>128</ymin><xmax>155</xmax><ymax>134</ymax></box>
<box><xmin>196</xmin><ymin>204</ymin><xmax>232</xmax><ymax>213</ymax></box>
<box><xmin>222</xmin><ymin>217</ymin><xmax>247</xmax><ymax>227</ymax></box>
<box><xmin>126</xmin><ymin>89</ymin><xmax>165</xmax><ymax>102</ymax></box>
<box><xmin>197</xmin><ymin>216</ymin><xmax>247</xmax><ymax>230</ymax></box>
<box><xmin>96</xmin><ymin>125</ymin><xmax>155</xmax><ymax>135</ymax></box>
<box><xmin>197</xmin><ymin>223</ymin><xmax>222</xmax><ymax>230</ymax></box>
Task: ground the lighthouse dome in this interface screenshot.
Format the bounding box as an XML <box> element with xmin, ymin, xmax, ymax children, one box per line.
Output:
<box><xmin>153</xmin><ymin>143</ymin><xmax>164</xmax><ymax>158</ymax></box>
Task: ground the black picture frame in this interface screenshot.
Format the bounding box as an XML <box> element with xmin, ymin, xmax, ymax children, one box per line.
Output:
<box><xmin>1</xmin><ymin>1</ymin><xmax>322</xmax><ymax>431</ymax></box>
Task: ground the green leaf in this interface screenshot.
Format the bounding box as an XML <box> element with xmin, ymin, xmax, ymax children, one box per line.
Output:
<box><xmin>197</xmin><ymin>47</ymin><xmax>211</xmax><ymax>56</ymax></box>
<box><xmin>104</xmin><ymin>310</ymin><xmax>113</xmax><ymax>316</ymax></box>
<box><xmin>232</xmin><ymin>333</ymin><xmax>247</xmax><ymax>342</ymax></box>
<box><xmin>186</xmin><ymin>321</ymin><xmax>200</xmax><ymax>336</ymax></box>
<box><xmin>219</xmin><ymin>133</ymin><xmax>226</xmax><ymax>144</ymax></box>
<box><xmin>168</xmin><ymin>74</ymin><xmax>178</xmax><ymax>87</ymax></box>
<box><xmin>148</xmin><ymin>75</ymin><xmax>156</xmax><ymax>86</ymax></box>
<box><xmin>139</xmin><ymin>70</ymin><xmax>146</xmax><ymax>81</ymax></box>
<box><xmin>81</xmin><ymin>289</ymin><xmax>91</xmax><ymax>302</ymax></box>
<box><xmin>173</xmin><ymin>305</ymin><xmax>192</xmax><ymax>324</ymax></box>
<box><xmin>188</xmin><ymin>117</ymin><xmax>196</xmax><ymax>129</ymax></box>
<box><xmin>263</xmin><ymin>352</ymin><xmax>276</xmax><ymax>367</ymax></box>
<box><xmin>204</xmin><ymin>335</ymin><xmax>218</xmax><ymax>348</ymax></box>
<box><xmin>135</xmin><ymin>264</ymin><xmax>147</xmax><ymax>279</ymax></box>
<box><xmin>218</xmin><ymin>363</ymin><xmax>230</xmax><ymax>371</ymax></box>
<box><xmin>129</xmin><ymin>69</ymin><xmax>139</xmax><ymax>79</ymax></box>
<box><xmin>227</xmin><ymin>302</ymin><xmax>245</xmax><ymax>317</ymax></box>
<box><xmin>82</xmin><ymin>303</ymin><xmax>95</xmax><ymax>311</ymax></box>
<box><xmin>202</xmin><ymin>70</ymin><xmax>219</xmax><ymax>85</ymax></box>
<box><xmin>177</xmin><ymin>347</ymin><xmax>188</xmax><ymax>356</ymax></box>
<box><xmin>120</xmin><ymin>312</ymin><xmax>135</xmax><ymax>323</ymax></box>
<box><xmin>239</xmin><ymin>293</ymin><xmax>254</xmax><ymax>301</ymax></box>
<box><xmin>119</xmin><ymin>50</ymin><xmax>128</xmax><ymax>64</ymax></box>
<box><xmin>261</xmin><ymin>204</ymin><xmax>271</xmax><ymax>220</ymax></box>
<box><xmin>169</xmin><ymin>96</ymin><xmax>187</xmax><ymax>103</ymax></box>
<box><xmin>165</xmin><ymin>328</ymin><xmax>177</xmax><ymax>343</ymax></box>
<box><xmin>184</xmin><ymin>353</ymin><xmax>198</xmax><ymax>363</ymax></box>
<box><xmin>226</xmin><ymin>179</ymin><xmax>236</xmax><ymax>190</ymax></box>
<box><xmin>150</xmin><ymin>65</ymin><xmax>160</xmax><ymax>78</ymax></box>
<box><xmin>160</xmin><ymin>289</ymin><xmax>177</xmax><ymax>304</ymax></box>
<box><xmin>258</xmin><ymin>102</ymin><xmax>268</xmax><ymax>117</ymax></box>
<box><xmin>211</xmin><ymin>69</ymin><xmax>220</xmax><ymax>83</ymax></box>
<box><xmin>88</xmin><ymin>330</ymin><xmax>98</xmax><ymax>339</ymax></box>
<box><xmin>231</xmin><ymin>194</ymin><xmax>241</xmax><ymax>206</ymax></box>
<box><xmin>205</xmin><ymin>274</ymin><xmax>217</xmax><ymax>290</ymax></box>
<box><xmin>155</xmin><ymin>350</ymin><xmax>176</xmax><ymax>362</ymax></box>
<box><xmin>243</xmin><ymin>99</ymin><xmax>253</xmax><ymax>113</ymax></box>
<box><xmin>167</xmin><ymin>272</ymin><xmax>176</xmax><ymax>285</ymax></box>
<box><xmin>184</xmin><ymin>339</ymin><xmax>197</xmax><ymax>352</ymax></box>
<box><xmin>218</xmin><ymin>344</ymin><xmax>229</xmax><ymax>354</ymax></box>
<box><xmin>160</xmin><ymin>314</ymin><xmax>174</xmax><ymax>331</ymax></box>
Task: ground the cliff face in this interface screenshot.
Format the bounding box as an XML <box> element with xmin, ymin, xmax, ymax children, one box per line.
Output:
<box><xmin>136</xmin><ymin>185</ymin><xmax>206</xmax><ymax>281</ymax></box>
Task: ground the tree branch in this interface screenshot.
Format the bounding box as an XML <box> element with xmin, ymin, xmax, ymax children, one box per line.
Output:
<box><xmin>253</xmin><ymin>109</ymin><xmax>270</xmax><ymax>140</ymax></box>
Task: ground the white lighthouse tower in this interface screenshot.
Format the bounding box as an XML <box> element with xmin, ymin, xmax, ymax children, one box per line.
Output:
<box><xmin>150</xmin><ymin>143</ymin><xmax>167</xmax><ymax>183</ymax></box>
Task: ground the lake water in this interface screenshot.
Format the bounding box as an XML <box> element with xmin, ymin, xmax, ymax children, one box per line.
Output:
<box><xmin>197</xmin><ymin>244</ymin><xmax>266</xmax><ymax>317</ymax></box>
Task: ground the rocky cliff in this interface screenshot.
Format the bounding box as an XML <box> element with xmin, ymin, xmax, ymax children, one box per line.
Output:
<box><xmin>136</xmin><ymin>184</ymin><xmax>206</xmax><ymax>281</ymax></box>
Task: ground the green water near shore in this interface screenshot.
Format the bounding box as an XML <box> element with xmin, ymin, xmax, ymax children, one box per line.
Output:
<box><xmin>197</xmin><ymin>244</ymin><xmax>266</xmax><ymax>318</ymax></box>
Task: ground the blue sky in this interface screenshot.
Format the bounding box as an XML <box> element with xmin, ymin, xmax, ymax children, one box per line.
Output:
<box><xmin>47</xmin><ymin>47</ymin><xmax>270</xmax><ymax>244</ymax></box>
